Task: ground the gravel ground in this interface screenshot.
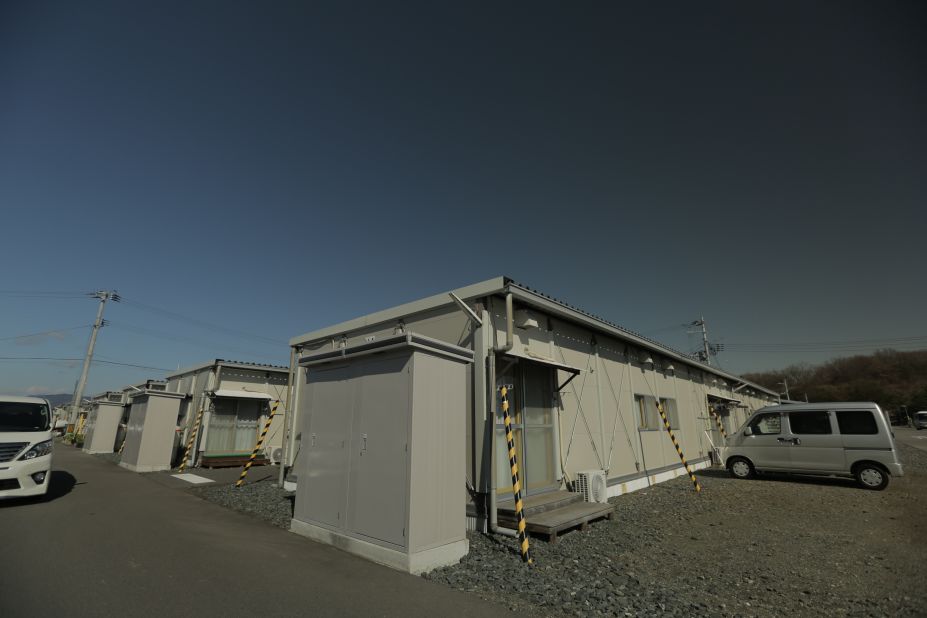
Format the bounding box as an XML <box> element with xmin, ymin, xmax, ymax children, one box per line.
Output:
<box><xmin>190</xmin><ymin>478</ymin><xmax>295</xmax><ymax>530</ymax></box>
<box><xmin>184</xmin><ymin>442</ymin><xmax>926</xmax><ymax>617</ymax></box>
<box><xmin>426</xmin><ymin>442</ymin><xmax>927</xmax><ymax>617</ymax></box>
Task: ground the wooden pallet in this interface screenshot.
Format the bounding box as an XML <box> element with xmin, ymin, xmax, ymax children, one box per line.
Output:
<box><xmin>497</xmin><ymin>491</ymin><xmax>615</xmax><ymax>543</ymax></box>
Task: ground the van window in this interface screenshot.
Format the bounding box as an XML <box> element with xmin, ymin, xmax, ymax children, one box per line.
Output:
<box><xmin>750</xmin><ymin>413</ymin><xmax>781</xmax><ymax>435</ymax></box>
<box><xmin>836</xmin><ymin>410</ymin><xmax>878</xmax><ymax>435</ymax></box>
<box><xmin>788</xmin><ymin>411</ymin><xmax>831</xmax><ymax>434</ymax></box>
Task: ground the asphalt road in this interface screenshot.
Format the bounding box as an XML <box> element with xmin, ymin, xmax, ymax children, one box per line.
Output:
<box><xmin>0</xmin><ymin>445</ymin><xmax>511</xmax><ymax>618</ymax></box>
<box><xmin>894</xmin><ymin>426</ymin><xmax>927</xmax><ymax>452</ymax></box>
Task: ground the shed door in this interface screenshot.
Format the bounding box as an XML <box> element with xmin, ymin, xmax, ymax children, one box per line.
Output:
<box><xmin>347</xmin><ymin>355</ymin><xmax>409</xmax><ymax>547</ymax></box>
<box><xmin>299</xmin><ymin>366</ymin><xmax>353</xmax><ymax>530</ymax></box>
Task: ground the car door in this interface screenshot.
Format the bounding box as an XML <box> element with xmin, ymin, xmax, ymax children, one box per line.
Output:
<box><xmin>742</xmin><ymin>412</ymin><xmax>792</xmax><ymax>470</ymax></box>
<box><xmin>785</xmin><ymin>410</ymin><xmax>846</xmax><ymax>472</ymax></box>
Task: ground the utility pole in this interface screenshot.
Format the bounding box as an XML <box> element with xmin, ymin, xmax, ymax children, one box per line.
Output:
<box><xmin>689</xmin><ymin>317</ymin><xmax>712</xmax><ymax>366</ymax></box>
<box><xmin>777</xmin><ymin>379</ymin><xmax>790</xmax><ymax>402</ymax></box>
<box><xmin>67</xmin><ymin>290</ymin><xmax>120</xmax><ymax>432</ymax></box>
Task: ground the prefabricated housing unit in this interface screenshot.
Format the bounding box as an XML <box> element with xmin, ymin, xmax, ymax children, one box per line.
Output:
<box><xmin>119</xmin><ymin>389</ymin><xmax>185</xmax><ymax>473</ymax></box>
<box><xmin>82</xmin><ymin>390</ymin><xmax>128</xmax><ymax>454</ymax></box>
<box><xmin>165</xmin><ymin>359</ymin><xmax>289</xmax><ymax>469</ymax></box>
<box><xmin>287</xmin><ymin>277</ymin><xmax>779</xmax><ymax>538</ymax></box>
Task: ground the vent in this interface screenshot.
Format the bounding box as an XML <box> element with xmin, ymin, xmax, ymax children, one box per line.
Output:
<box><xmin>0</xmin><ymin>442</ymin><xmax>28</xmax><ymax>463</ymax></box>
<box><xmin>575</xmin><ymin>469</ymin><xmax>609</xmax><ymax>503</ymax></box>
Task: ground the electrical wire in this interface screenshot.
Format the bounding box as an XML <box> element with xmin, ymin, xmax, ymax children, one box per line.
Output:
<box><xmin>106</xmin><ymin>321</ymin><xmax>286</xmax><ymax>363</ymax></box>
<box><xmin>118</xmin><ymin>297</ymin><xmax>287</xmax><ymax>346</ymax></box>
<box><xmin>0</xmin><ymin>325</ymin><xmax>92</xmax><ymax>342</ymax></box>
<box><xmin>0</xmin><ymin>356</ymin><xmax>172</xmax><ymax>372</ymax></box>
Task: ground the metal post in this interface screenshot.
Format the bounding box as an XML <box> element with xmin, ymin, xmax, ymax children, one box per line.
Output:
<box><xmin>237</xmin><ymin>401</ymin><xmax>280</xmax><ymax>487</ymax></box>
<box><xmin>593</xmin><ymin>340</ymin><xmax>606</xmax><ymax>472</ymax></box>
<box><xmin>278</xmin><ymin>346</ymin><xmax>298</xmax><ymax>487</ymax></box>
<box><xmin>178</xmin><ymin>405</ymin><xmax>206</xmax><ymax>472</ymax></box>
<box><xmin>68</xmin><ymin>291</ymin><xmax>117</xmax><ymax>430</ymax></box>
<box><xmin>502</xmin><ymin>386</ymin><xmax>532</xmax><ymax>564</ymax></box>
<box><xmin>655</xmin><ymin>400</ymin><xmax>701</xmax><ymax>493</ymax></box>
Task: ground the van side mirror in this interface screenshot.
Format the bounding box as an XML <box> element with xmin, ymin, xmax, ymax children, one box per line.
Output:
<box><xmin>743</xmin><ymin>426</ymin><xmax>753</xmax><ymax>436</ymax></box>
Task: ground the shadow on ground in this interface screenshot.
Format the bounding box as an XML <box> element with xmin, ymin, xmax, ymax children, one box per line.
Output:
<box><xmin>0</xmin><ymin>470</ymin><xmax>77</xmax><ymax>507</ymax></box>
<box><xmin>697</xmin><ymin>466</ymin><xmax>859</xmax><ymax>489</ymax></box>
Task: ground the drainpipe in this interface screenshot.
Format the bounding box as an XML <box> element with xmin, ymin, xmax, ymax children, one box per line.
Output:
<box><xmin>278</xmin><ymin>345</ymin><xmax>298</xmax><ymax>487</ymax></box>
<box><xmin>488</xmin><ymin>293</ymin><xmax>518</xmax><ymax>537</ymax></box>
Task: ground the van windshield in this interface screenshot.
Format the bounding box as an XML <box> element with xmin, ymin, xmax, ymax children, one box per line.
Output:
<box><xmin>0</xmin><ymin>402</ymin><xmax>50</xmax><ymax>432</ymax></box>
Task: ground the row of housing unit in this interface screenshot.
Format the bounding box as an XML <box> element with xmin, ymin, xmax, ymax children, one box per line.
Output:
<box><xmin>71</xmin><ymin>361</ymin><xmax>289</xmax><ymax>473</ymax></box>
<box><xmin>67</xmin><ymin>277</ymin><xmax>784</xmax><ymax>574</ymax></box>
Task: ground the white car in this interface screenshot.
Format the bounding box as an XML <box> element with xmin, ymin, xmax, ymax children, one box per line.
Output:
<box><xmin>914</xmin><ymin>411</ymin><xmax>927</xmax><ymax>430</ymax></box>
<box><xmin>0</xmin><ymin>396</ymin><xmax>54</xmax><ymax>499</ymax></box>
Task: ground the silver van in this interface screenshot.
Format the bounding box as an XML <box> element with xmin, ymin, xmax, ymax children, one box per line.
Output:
<box><xmin>914</xmin><ymin>411</ymin><xmax>927</xmax><ymax>430</ymax></box>
<box><xmin>721</xmin><ymin>402</ymin><xmax>903</xmax><ymax>490</ymax></box>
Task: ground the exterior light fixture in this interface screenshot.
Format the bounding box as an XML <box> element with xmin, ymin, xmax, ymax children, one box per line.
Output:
<box><xmin>642</xmin><ymin>356</ymin><xmax>654</xmax><ymax>366</ymax></box>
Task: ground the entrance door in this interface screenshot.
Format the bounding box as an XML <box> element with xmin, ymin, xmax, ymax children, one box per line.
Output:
<box><xmin>495</xmin><ymin>359</ymin><xmax>557</xmax><ymax>499</ymax></box>
<box><xmin>206</xmin><ymin>398</ymin><xmax>262</xmax><ymax>454</ymax></box>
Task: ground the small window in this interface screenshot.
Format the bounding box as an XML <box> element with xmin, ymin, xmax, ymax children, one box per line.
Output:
<box><xmin>659</xmin><ymin>398</ymin><xmax>680</xmax><ymax>429</ymax></box>
<box><xmin>635</xmin><ymin>395</ymin><xmax>662</xmax><ymax>430</ymax></box>
<box><xmin>789</xmin><ymin>411</ymin><xmax>832</xmax><ymax>435</ymax></box>
<box><xmin>836</xmin><ymin>410</ymin><xmax>878</xmax><ymax>435</ymax></box>
<box><xmin>750</xmin><ymin>413</ymin><xmax>781</xmax><ymax>435</ymax></box>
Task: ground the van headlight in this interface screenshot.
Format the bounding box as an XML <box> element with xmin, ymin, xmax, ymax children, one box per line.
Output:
<box><xmin>19</xmin><ymin>440</ymin><xmax>53</xmax><ymax>460</ymax></box>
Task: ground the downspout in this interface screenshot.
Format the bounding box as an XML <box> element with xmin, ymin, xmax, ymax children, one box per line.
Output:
<box><xmin>489</xmin><ymin>292</ymin><xmax>517</xmax><ymax>537</ymax></box>
<box><xmin>278</xmin><ymin>345</ymin><xmax>298</xmax><ymax>487</ymax></box>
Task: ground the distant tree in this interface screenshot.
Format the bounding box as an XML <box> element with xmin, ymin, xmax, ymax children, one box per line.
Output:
<box><xmin>743</xmin><ymin>349</ymin><xmax>927</xmax><ymax>411</ymax></box>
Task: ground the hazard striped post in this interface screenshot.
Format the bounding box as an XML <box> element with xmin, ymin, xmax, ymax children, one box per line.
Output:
<box><xmin>178</xmin><ymin>405</ymin><xmax>206</xmax><ymax>472</ymax></box>
<box><xmin>709</xmin><ymin>408</ymin><xmax>728</xmax><ymax>441</ymax></box>
<box><xmin>655</xmin><ymin>401</ymin><xmax>701</xmax><ymax>493</ymax></box>
<box><xmin>501</xmin><ymin>386</ymin><xmax>532</xmax><ymax>564</ymax></box>
<box><xmin>236</xmin><ymin>400</ymin><xmax>279</xmax><ymax>488</ymax></box>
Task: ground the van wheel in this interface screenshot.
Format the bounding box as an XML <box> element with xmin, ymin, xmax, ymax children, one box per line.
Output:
<box><xmin>728</xmin><ymin>457</ymin><xmax>755</xmax><ymax>480</ymax></box>
<box><xmin>855</xmin><ymin>464</ymin><xmax>889</xmax><ymax>491</ymax></box>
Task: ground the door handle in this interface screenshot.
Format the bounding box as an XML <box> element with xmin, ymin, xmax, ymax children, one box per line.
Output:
<box><xmin>777</xmin><ymin>437</ymin><xmax>789</xmax><ymax>443</ymax></box>
<box><xmin>361</xmin><ymin>433</ymin><xmax>367</xmax><ymax>454</ymax></box>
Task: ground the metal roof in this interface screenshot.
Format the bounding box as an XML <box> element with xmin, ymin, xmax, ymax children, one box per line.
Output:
<box><xmin>165</xmin><ymin>358</ymin><xmax>289</xmax><ymax>379</ymax></box>
<box><xmin>289</xmin><ymin>276</ymin><xmax>778</xmax><ymax>397</ymax></box>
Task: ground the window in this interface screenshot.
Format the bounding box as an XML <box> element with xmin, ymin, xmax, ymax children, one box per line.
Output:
<box><xmin>836</xmin><ymin>410</ymin><xmax>878</xmax><ymax>435</ymax></box>
<box><xmin>750</xmin><ymin>413</ymin><xmax>781</xmax><ymax>435</ymax></box>
<box><xmin>636</xmin><ymin>395</ymin><xmax>678</xmax><ymax>430</ymax></box>
<box><xmin>636</xmin><ymin>395</ymin><xmax>658</xmax><ymax>430</ymax></box>
<box><xmin>788</xmin><ymin>411</ymin><xmax>831</xmax><ymax>435</ymax></box>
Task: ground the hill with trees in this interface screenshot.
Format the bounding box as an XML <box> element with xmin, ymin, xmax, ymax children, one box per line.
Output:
<box><xmin>742</xmin><ymin>349</ymin><xmax>927</xmax><ymax>418</ymax></box>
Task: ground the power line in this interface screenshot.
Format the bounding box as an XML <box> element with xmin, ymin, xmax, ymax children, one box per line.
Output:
<box><xmin>0</xmin><ymin>325</ymin><xmax>92</xmax><ymax>342</ymax></box>
<box><xmin>118</xmin><ymin>297</ymin><xmax>287</xmax><ymax>347</ymax></box>
<box><xmin>0</xmin><ymin>356</ymin><xmax>172</xmax><ymax>372</ymax></box>
<box><xmin>106</xmin><ymin>321</ymin><xmax>285</xmax><ymax>364</ymax></box>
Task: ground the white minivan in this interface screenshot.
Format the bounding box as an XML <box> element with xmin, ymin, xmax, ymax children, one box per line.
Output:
<box><xmin>0</xmin><ymin>396</ymin><xmax>54</xmax><ymax>499</ymax></box>
<box><xmin>722</xmin><ymin>402</ymin><xmax>903</xmax><ymax>490</ymax></box>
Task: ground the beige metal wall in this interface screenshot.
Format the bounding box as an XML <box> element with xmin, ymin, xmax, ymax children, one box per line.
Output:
<box><xmin>291</xmin><ymin>293</ymin><xmax>778</xmax><ymax>498</ymax></box>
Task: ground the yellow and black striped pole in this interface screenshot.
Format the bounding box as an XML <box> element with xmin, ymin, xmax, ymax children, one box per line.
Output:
<box><xmin>178</xmin><ymin>405</ymin><xmax>206</xmax><ymax>472</ymax></box>
<box><xmin>709</xmin><ymin>407</ymin><xmax>728</xmax><ymax>441</ymax></box>
<box><xmin>655</xmin><ymin>401</ymin><xmax>701</xmax><ymax>493</ymax></box>
<box><xmin>501</xmin><ymin>386</ymin><xmax>532</xmax><ymax>564</ymax></box>
<box><xmin>236</xmin><ymin>400</ymin><xmax>280</xmax><ymax>488</ymax></box>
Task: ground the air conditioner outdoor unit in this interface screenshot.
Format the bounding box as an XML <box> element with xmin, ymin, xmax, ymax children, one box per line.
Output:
<box><xmin>575</xmin><ymin>469</ymin><xmax>609</xmax><ymax>503</ymax></box>
<box><xmin>267</xmin><ymin>447</ymin><xmax>284</xmax><ymax>465</ymax></box>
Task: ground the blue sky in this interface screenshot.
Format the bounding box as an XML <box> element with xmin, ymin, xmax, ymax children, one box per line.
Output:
<box><xmin>1</xmin><ymin>1</ymin><xmax>925</xmax><ymax>396</ymax></box>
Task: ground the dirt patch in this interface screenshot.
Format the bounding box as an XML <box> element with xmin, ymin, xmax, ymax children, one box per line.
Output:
<box><xmin>426</xmin><ymin>443</ymin><xmax>927</xmax><ymax>617</ymax></box>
